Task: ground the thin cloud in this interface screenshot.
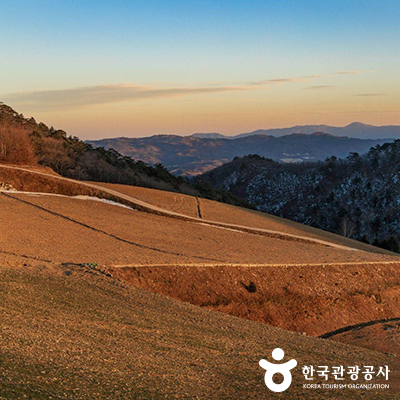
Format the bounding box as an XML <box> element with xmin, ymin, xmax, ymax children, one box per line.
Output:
<box><xmin>353</xmin><ymin>93</ymin><xmax>387</xmax><ymax>97</ymax></box>
<box><xmin>251</xmin><ymin>70</ymin><xmax>371</xmax><ymax>86</ymax></box>
<box><xmin>304</xmin><ymin>71</ymin><xmax>372</xmax><ymax>78</ymax></box>
<box><xmin>3</xmin><ymin>84</ymin><xmax>246</xmax><ymax>110</ymax></box>
<box><xmin>307</xmin><ymin>85</ymin><xmax>336</xmax><ymax>90</ymax></box>
<box><xmin>334</xmin><ymin>71</ymin><xmax>369</xmax><ymax>75</ymax></box>
<box><xmin>250</xmin><ymin>78</ymin><xmax>305</xmax><ymax>85</ymax></box>
<box><xmin>2</xmin><ymin>70</ymin><xmax>372</xmax><ymax>111</ymax></box>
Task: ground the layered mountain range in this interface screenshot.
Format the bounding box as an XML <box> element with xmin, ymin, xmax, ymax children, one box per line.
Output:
<box><xmin>87</xmin><ymin>131</ymin><xmax>390</xmax><ymax>176</ymax></box>
<box><xmin>192</xmin><ymin>122</ymin><xmax>400</xmax><ymax>140</ymax></box>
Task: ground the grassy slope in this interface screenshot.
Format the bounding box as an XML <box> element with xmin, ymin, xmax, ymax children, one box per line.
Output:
<box><xmin>1</xmin><ymin>261</ymin><xmax>398</xmax><ymax>399</ymax></box>
<box><xmin>1</xmin><ymin>165</ymin><xmax>400</xmax><ymax>398</ymax></box>
<box><xmin>1</xmin><ymin>190</ymin><xmax>396</xmax><ymax>268</ymax></box>
<box><xmin>108</xmin><ymin>263</ymin><xmax>400</xmax><ymax>337</ymax></box>
<box><xmin>93</xmin><ymin>182</ymin><xmax>398</xmax><ymax>255</ymax></box>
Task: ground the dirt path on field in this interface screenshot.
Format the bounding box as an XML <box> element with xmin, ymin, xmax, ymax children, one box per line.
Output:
<box><xmin>195</xmin><ymin>196</ymin><xmax>203</xmax><ymax>218</ymax></box>
<box><xmin>109</xmin><ymin>261</ymin><xmax>400</xmax><ymax>269</ymax></box>
<box><xmin>0</xmin><ymin>164</ymin><xmax>367</xmax><ymax>252</ymax></box>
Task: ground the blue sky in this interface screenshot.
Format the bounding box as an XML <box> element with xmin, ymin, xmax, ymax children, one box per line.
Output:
<box><xmin>1</xmin><ymin>0</ymin><xmax>399</xmax><ymax>138</ymax></box>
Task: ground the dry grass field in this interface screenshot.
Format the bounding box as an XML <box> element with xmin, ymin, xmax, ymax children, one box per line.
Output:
<box><xmin>107</xmin><ymin>263</ymin><xmax>400</xmax><ymax>337</ymax></box>
<box><xmin>1</xmin><ymin>191</ymin><xmax>396</xmax><ymax>266</ymax></box>
<box><xmin>1</xmin><ymin>165</ymin><xmax>400</xmax><ymax>398</ymax></box>
<box><xmin>2</xmin><ymin>261</ymin><xmax>398</xmax><ymax>399</ymax></box>
<box><xmin>94</xmin><ymin>182</ymin><xmax>396</xmax><ymax>254</ymax></box>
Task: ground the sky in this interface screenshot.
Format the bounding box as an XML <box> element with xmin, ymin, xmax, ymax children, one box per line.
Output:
<box><xmin>1</xmin><ymin>0</ymin><xmax>399</xmax><ymax>139</ymax></box>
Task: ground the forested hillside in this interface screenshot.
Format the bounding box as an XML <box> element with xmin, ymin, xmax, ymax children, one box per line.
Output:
<box><xmin>0</xmin><ymin>103</ymin><xmax>241</xmax><ymax>205</ymax></box>
<box><xmin>202</xmin><ymin>143</ymin><xmax>400</xmax><ymax>251</ymax></box>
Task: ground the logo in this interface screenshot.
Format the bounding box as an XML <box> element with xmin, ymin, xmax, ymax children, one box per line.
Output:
<box><xmin>259</xmin><ymin>348</ymin><xmax>297</xmax><ymax>393</ymax></box>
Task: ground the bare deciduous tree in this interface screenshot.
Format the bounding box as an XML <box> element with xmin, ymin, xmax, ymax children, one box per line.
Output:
<box><xmin>0</xmin><ymin>123</ymin><xmax>37</xmax><ymax>165</ymax></box>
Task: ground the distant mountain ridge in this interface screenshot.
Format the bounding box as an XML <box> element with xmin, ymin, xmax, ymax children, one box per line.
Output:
<box><xmin>191</xmin><ymin>132</ymin><xmax>227</xmax><ymax>139</ymax></box>
<box><xmin>87</xmin><ymin>132</ymin><xmax>390</xmax><ymax>176</ymax></box>
<box><xmin>192</xmin><ymin>122</ymin><xmax>400</xmax><ymax>140</ymax></box>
